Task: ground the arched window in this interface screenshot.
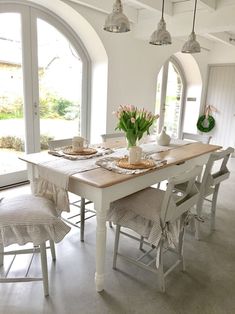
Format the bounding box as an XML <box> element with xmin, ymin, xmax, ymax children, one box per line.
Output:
<box><xmin>0</xmin><ymin>3</ymin><xmax>90</xmax><ymax>186</ymax></box>
<box><xmin>155</xmin><ymin>57</ymin><xmax>186</xmax><ymax>138</ymax></box>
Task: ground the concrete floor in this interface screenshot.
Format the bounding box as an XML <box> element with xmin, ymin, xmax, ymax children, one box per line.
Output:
<box><xmin>0</xmin><ymin>159</ymin><xmax>235</xmax><ymax>314</ymax></box>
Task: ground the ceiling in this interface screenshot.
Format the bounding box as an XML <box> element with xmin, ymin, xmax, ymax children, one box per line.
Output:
<box><xmin>67</xmin><ymin>0</ymin><xmax>235</xmax><ymax>50</ymax></box>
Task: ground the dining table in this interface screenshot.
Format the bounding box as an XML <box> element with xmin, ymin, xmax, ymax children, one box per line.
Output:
<box><xmin>19</xmin><ymin>140</ymin><xmax>221</xmax><ymax>292</ymax></box>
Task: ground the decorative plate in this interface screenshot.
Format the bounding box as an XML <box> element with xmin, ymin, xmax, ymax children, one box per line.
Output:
<box><xmin>116</xmin><ymin>157</ymin><xmax>156</xmax><ymax>170</ymax></box>
<box><xmin>63</xmin><ymin>147</ymin><xmax>97</xmax><ymax>155</ymax></box>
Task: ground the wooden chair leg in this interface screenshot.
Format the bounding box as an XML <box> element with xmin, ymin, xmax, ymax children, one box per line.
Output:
<box><xmin>139</xmin><ymin>236</ymin><xmax>144</xmax><ymax>250</ymax></box>
<box><xmin>0</xmin><ymin>244</ymin><xmax>3</xmax><ymax>267</ymax></box>
<box><xmin>80</xmin><ymin>197</ymin><xmax>85</xmax><ymax>242</ymax></box>
<box><xmin>178</xmin><ymin>225</ymin><xmax>186</xmax><ymax>271</ymax></box>
<box><xmin>158</xmin><ymin>239</ymin><xmax>165</xmax><ymax>293</ymax></box>
<box><xmin>40</xmin><ymin>242</ymin><xmax>49</xmax><ymax>297</ymax></box>
<box><xmin>113</xmin><ymin>225</ymin><xmax>121</xmax><ymax>269</ymax></box>
<box><xmin>49</xmin><ymin>240</ymin><xmax>56</xmax><ymax>261</ymax></box>
<box><xmin>210</xmin><ymin>184</ymin><xmax>220</xmax><ymax>232</ymax></box>
<box><xmin>195</xmin><ymin>197</ymin><xmax>204</xmax><ymax>240</ymax></box>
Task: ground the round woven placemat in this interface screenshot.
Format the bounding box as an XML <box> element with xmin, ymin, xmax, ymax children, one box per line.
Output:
<box><xmin>63</xmin><ymin>147</ymin><xmax>97</xmax><ymax>155</ymax></box>
<box><xmin>116</xmin><ymin>158</ymin><xmax>156</xmax><ymax>170</ymax></box>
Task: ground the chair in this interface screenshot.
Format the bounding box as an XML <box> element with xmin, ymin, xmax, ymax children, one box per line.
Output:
<box><xmin>193</xmin><ymin>147</ymin><xmax>234</xmax><ymax>239</ymax></box>
<box><xmin>107</xmin><ymin>166</ymin><xmax>202</xmax><ymax>292</ymax></box>
<box><xmin>0</xmin><ymin>194</ymin><xmax>70</xmax><ymax>296</ymax></box>
<box><xmin>182</xmin><ymin>132</ymin><xmax>212</xmax><ymax>144</ymax></box>
<box><xmin>48</xmin><ymin>139</ymin><xmax>94</xmax><ymax>241</ymax></box>
<box><xmin>101</xmin><ymin>132</ymin><xmax>125</xmax><ymax>147</ymax></box>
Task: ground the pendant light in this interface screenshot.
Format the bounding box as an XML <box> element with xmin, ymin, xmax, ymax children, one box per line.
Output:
<box><xmin>149</xmin><ymin>0</ymin><xmax>172</xmax><ymax>45</ymax></box>
<box><xmin>182</xmin><ymin>0</ymin><xmax>201</xmax><ymax>53</ymax></box>
<box><xmin>104</xmin><ymin>0</ymin><xmax>130</xmax><ymax>33</ymax></box>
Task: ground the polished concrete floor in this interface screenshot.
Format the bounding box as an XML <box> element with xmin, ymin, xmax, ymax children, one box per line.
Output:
<box><xmin>0</xmin><ymin>159</ymin><xmax>235</xmax><ymax>314</ymax></box>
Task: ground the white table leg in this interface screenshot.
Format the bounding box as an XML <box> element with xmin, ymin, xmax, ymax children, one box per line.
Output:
<box><xmin>95</xmin><ymin>205</ymin><xmax>108</xmax><ymax>292</ymax></box>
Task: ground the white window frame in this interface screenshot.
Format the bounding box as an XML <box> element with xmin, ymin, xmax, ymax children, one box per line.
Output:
<box><xmin>157</xmin><ymin>56</ymin><xmax>186</xmax><ymax>138</ymax></box>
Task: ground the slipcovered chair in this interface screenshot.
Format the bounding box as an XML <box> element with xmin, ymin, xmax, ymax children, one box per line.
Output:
<box><xmin>0</xmin><ymin>194</ymin><xmax>70</xmax><ymax>296</ymax></box>
<box><xmin>48</xmin><ymin>138</ymin><xmax>94</xmax><ymax>241</ymax></box>
<box><xmin>107</xmin><ymin>166</ymin><xmax>202</xmax><ymax>292</ymax></box>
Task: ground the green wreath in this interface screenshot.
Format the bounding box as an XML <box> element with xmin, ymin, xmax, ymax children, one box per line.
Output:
<box><xmin>197</xmin><ymin>115</ymin><xmax>215</xmax><ymax>133</ymax></box>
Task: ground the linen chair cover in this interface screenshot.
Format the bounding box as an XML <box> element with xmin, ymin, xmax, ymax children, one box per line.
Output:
<box><xmin>107</xmin><ymin>166</ymin><xmax>202</xmax><ymax>292</ymax></box>
<box><xmin>0</xmin><ymin>194</ymin><xmax>70</xmax><ymax>296</ymax></box>
<box><xmin>48</xmin><ymin>138</ymin><xmax>94</xmax><ymax>241</ymax></box>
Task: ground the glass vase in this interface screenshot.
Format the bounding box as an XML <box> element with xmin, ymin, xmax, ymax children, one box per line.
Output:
<box><xmin>126</xmin><ymin>129</ymin><xmax>137</xmax><ymax>148</ymax></box>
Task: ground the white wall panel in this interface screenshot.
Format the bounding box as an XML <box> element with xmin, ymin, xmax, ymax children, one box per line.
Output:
<box><xmin>206</xmin><ymin>65</ymin><xmax>235</xmax><ymax>148</ymax></box>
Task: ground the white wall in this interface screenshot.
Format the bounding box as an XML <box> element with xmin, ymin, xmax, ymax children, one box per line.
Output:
<box><xmin>208</xmin><ymin>42</ymin><xmax>235</xmax><ymax>64</ymax></box>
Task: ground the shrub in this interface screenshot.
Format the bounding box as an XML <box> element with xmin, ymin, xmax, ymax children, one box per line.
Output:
<box><xmin>0</xmin><ymin>134</ymin><xmax>54</xmax><ymax>151</ymax></box>
<box><xmin>40</xmin><ymin>134</ymin><xmax>54</xmax><ymax>150</ymax></box>
<box><xmin>0</xmin><ymin>98</ymin><xmax>23</xmax><ymax>120</ymax></box>
<box><xmin>0</xmin><ymin>136</ymin><xmax>24</xmax><ymax>151</ymax></box>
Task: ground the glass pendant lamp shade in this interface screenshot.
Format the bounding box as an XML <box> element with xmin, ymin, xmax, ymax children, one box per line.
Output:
<box><xmin>104</xmin><ymin>0</ymin><xmax>130</xmax><ymax>33</ymax></box>
<box><xmin>182</xmin><ymin>0</ymin><xmax>201</xmax><ymax>53</ymax></box>
<box><xmin>149</xmin><ymin>0</ymin><xmax>172</xmax><ymax>45</ymax></box>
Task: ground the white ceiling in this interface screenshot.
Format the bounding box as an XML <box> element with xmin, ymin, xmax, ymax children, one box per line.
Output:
<box><xmin>67</xmin><ymin>0</ymin><xmax>235</xmax><ymax>49</ymax></box>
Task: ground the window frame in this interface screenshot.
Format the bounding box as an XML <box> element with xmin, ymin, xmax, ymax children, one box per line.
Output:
<box><xmin>157</xmin><ymin>56</ymin><xmax>186</xmax><ymax>138</ymax></box>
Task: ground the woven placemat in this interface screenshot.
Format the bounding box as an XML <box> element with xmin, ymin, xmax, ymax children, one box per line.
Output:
<box><xmin>116</xmin><ymin>157</ymin><xmax>156</xmax><ymax>170</ymax></box>
<box><xmin>63</xmin><ymin>147</ymin><xmax>97</xmax><ymax>156</ymax></box>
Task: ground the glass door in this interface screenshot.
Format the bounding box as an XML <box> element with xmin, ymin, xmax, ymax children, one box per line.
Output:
<box><xmin>37</xmin><ymin>18</ymin><xmax>83</xmax><ymax>144</ymax></box>
<box><xmin>0</xmin><ymin>5</ymin><xmax>87</xmax><ymax>188</ymax></box>
<box><xmin>0</xmin><ymin>12</ymin><xmax>27</xmax><ymax>187</ymax></box>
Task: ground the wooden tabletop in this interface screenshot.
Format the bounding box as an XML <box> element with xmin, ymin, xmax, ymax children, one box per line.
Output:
<box><xmin>20</xmin><ymin>142</ymin><xmax>220</xmax><ymax>188</ymax></box>
<box><xmin>73</xmin><ymin>142</ymin><xmax>220</xmax><ymax>187</ymax></box>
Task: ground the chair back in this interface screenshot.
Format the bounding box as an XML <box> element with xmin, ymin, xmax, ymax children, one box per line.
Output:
<box><xmin>101</xmin><ymin>132</ymin><xmax>125</xmax><ymax>142</ymax></box>
<box><xmin>201</xmin><ymin>147</ymin><xmax>234</xmax><ymax>194</ymax></box>
<box><xmin>182</xmin><ymin>132</ymin><xmax>212</xmax><ymax>144</ymax></box>
<box><xmin>48</xmin><ymin>138</ymin><xmax>72</xmax><ymax>150</ymax></box>
<box><xmin>101</xmin><ymin>133</ymin><xmax>126</xmax><ymax>148</ymax></box>
<box><xmin>160</xmin><ymin>166</ymin><xmax>202</xmax><ymax>224</ymax></box>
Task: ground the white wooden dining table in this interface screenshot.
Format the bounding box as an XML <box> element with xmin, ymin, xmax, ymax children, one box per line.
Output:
<box><xmin>19</xmin><ymin>141</ymin><xmax>220</xmax><ymax>292</ymax></box>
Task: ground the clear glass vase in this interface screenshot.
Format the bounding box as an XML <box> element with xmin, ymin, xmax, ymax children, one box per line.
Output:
<box><xmin>126</xmin><ymin>129</ymin><xmax>137</xmax><ymax>148</ymax></box>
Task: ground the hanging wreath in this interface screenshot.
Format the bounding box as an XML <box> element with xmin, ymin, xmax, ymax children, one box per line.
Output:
<box><xmin>196</xmin><ymin>105</ymin><xmax>217</xmax><ymax>133</ymax></box>
<box><xmin>197</xmin><ymin>115</ymin><xmax>215</xmax><ymax>133</ymax></box>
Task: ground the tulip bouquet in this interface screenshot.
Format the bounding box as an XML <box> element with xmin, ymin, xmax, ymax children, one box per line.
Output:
<box><xmin>114</xmin><ymin>105</ymin><xmax>159</xmax><ymax>147</ymax></box>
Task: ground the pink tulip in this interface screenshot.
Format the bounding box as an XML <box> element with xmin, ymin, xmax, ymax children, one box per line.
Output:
<box><xmin>131</xmin><ymin>117</ymin><xmax>136</xmax><ymax>123</ymax></box>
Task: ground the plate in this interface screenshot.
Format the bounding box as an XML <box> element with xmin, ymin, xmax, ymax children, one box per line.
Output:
<box><xmin>63</xmin><ymin>147</ymin><xmax>97</xmax><ymax>155</ymax></box>
<box><xmin>116</xmin><ymin>157</ymin><xmax>156</xmax><ymax>170</ymax></box>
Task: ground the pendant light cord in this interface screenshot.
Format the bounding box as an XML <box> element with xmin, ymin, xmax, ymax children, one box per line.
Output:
<box><xmin>161</xmin><ymin>0</ymin><xmax>165</xmax><ymax>19</ymax></box>
<box><xmin>192</xmin><ymin>0</ymin><xmax>198</xmax><ymax>33</ymax></box>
